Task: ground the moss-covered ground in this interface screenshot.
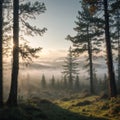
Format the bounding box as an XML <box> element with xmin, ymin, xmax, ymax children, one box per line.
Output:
<box><xmin>0</xmin><ymin>94</ymin><xmax>120</xmax><ymax>120</ymax></box>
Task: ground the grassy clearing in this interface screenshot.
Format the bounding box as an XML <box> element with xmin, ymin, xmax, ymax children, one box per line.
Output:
<box><xmin>0</xmin><ymin>94</ymin><xmax>120</xmax><ymax>120</ymax></box>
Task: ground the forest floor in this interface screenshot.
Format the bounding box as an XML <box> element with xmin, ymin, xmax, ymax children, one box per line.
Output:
<box><xmin>0</xmin><ymin>91</ymin><xmax>120</xmax><ymax>120</ymax></box>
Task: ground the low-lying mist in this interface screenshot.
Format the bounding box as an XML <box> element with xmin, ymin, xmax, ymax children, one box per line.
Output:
<box><xmin>3</xmin><ymin>56</ymin><xmax>118</xmax><ymax>101</ymax></box>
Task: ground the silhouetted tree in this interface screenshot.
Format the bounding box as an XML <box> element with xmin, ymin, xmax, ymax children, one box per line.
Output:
<box><xmin>62</xmin><ymin>47</ymin><xmax>79</xmax><ymax>90</ymax></box>
<box><xmin>41</xmin><ymin>74</ymin><xmax>46</xmax><ymax>89</ymax></box>
<box><xmin>0</xmin><ymin>0</ymin><xmax>3</xmax><ymax>107</ymax></box>
<box><xmin>103</xmin><ymin>0</ymin><xmax>117</xmax><ymax>97</ymax></box>
<box><xmin>7</xmin><ymin>0</ymin><xmax>46</xmax><ymax>106</ymax></box>
<box><xmin>111</xmin><ymin>0</ymin><xmax>120</xmax><ymax>90</ymax></box>
<box><xmin>7</xmin><ymin>0</ymin><xmax>19</xmax><ymax>106</ymax></box>
<box><xmin>66</xmin><ymin>1</ymin><xmax>104</xmax><ymax>94</ymax></box>
<box><xmin>83</xmin><ymin>0</ymin><xmax>117</xmax><ymax>97</ymax></box>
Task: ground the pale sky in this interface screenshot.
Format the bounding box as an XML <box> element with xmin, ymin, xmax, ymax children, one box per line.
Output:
<box><xmin>28</xmin><ymin>0</ymin><xmax>80</xmax><ymax>59</ymax></box>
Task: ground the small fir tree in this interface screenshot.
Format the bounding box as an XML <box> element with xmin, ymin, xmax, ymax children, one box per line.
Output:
<box><xmin>41</xmin><ymin>74</ymin><xmax>46</xmax><ymax>89</ymax></box>
<box><xmin>62</xmin><ymin>47</ymin><xmax>79</xmax><ymax>90</ymax></box>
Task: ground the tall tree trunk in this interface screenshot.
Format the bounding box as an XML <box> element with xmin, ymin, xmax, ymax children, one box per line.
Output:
<box><xmin>87</xmin><ymin>25</ymin><xmax>94</xmax><ymax>94</ymax></box>
<box><xmin>0</xmin><ymin>0</ymin><xmax>3</xmax><ymax>107</ymax></box>
<box><xmin>7</xmin><ymin>0</ymin><xmax>19</xmax><ymax>106</ymax></box>
<box><xmin>116</xmin><ymin>0</ymin><xmax>120</xmax><ymax>91</ymax></box>
<box><xmin>104</xmin><ymin>0</ymin><xmax>117</xmax><ymax>97</ymax></box>
<box><xmin>88</xmin><ymin>40</ymin><xmax>94</xmax><ymax>94</ymax></box>
<box><xmin>118</xmin><ymin>37</ymin><xmax>120</xmax><ymax>89</ymax></box>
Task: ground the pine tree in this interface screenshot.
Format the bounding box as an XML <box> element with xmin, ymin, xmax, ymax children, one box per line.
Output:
<box><xmin>41</xmin><ymin>74</ymin><xmax>46</xmax><ymax>89</ymax></box>
<box><xmin>74</xmin><ymin>75</ymin><xmax>80</xmax><ymax>92</ymax></box>
<box><xmin>7</xmin><ymin>0</ymin><xmax>47</xmax><ymax>106</ymax></box>
<box><xmin>111</xmin><ymin>0</ymin><xmax>120</xmax><ymax>90</ymax></box>
<box><xmin>62</xmin><ymin>47</ymin><xmax>79</xmax><ymax>90</ymax></box>
<box><xmin>83</xmin><ymin>0</ymin><xmax>117</xmax><ymax>97</ymax></box>
<box><xmin>7</xmin><ymin>0</ymin><xmax>19</xmax><ymax>106</ymax></box>
<box><xmin>66</xmin><ymin>1</ymin><xmax>104</xmax><ymax>94</ymax></box>
<box><xmin>103</xmin><ymin>0</ymin><xmax>117</xmax><ymax>97</ymax></box>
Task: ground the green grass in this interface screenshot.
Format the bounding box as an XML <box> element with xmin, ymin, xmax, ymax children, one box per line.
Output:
<box><xmin>0</xmin><ymin>95</ymin><xmax>120</xmax><ymax>120</ymax></box>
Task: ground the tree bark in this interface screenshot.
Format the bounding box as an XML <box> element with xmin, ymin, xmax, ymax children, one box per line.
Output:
<box><xmin>104</xmin><ymin>0</ymin><xmax>117</xmax><ymax>97</ymax></box>
<box><xmin>118</xmin><ymin>29</ymin><xmax>120</xmax><ymax>90</ymax></box>
<box><xmin>7</xmin><ymin>0</ymin><xmax>19</xmax><ymax>106</ymax></box>
<box><xmin>116</xmin><ymin>0</ymin><xmax>120</xmax><ymax>91</ymax></box>
<box><xmin>0</xmin><ymin>0</ymin><xmax>3</xmax><ymax>107</ymax></box>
